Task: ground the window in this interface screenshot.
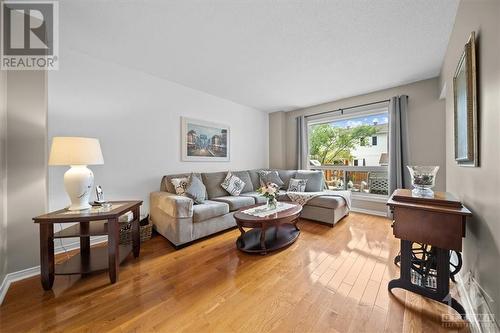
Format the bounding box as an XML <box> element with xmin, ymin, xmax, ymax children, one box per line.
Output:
<box><xmin>307</xmin><ymin>106</ymin><xmax>389</xmax><ymax>196</ymax></box>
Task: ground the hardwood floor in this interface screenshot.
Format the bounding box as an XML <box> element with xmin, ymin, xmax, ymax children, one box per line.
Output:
<box><xmin>0</xmin><ymin>213</ymin><xmax>469</xmax><ymax>332</ymax></box>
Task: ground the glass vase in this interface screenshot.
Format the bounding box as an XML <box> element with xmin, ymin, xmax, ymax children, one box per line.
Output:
<box><xmin>267</xmin><ymin>197</ymin><xmax>277</xmax><ymax>210</ymax></box>
<box><xmin>407</xmin><ymin>165</ymin><xmax>439</xmax><ymax>197</ymax></box>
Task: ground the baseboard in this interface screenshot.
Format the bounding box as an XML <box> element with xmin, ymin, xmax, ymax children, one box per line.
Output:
<box><xmin>0</xmin><ymin>235</ymin><xmax>108</xmax><ymax>305</ymax></box>
<box><xmin>350</xmin><ymin>207</ymin><xmax>388</xmax><ymax>217</ymax></box>
<box><xmin>0</xmin><ymin>266</ymin><xmax>40</xmax><ymax>305</ymax></box>
<box><xmin>456</xmin><ymin>272</ymin><xmax>499</xmax><ymax>332</ymax></box>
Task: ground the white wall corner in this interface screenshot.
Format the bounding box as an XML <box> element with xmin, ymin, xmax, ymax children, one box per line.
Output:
<box><xmin>456</xmin><ymin>272</ymin><xmax>499</xmax><ymax>333</ymax></box>
<box><xmin>439</xmin><ymin>81</ymin><xmax>447</xmax><ymax>100</ymax></box>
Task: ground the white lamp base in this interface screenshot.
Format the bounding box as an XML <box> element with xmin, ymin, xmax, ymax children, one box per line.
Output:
<box><xmin>64</xmin><ymin>165</ymin><xmax>94</xmax><ymax>210</ymax></box>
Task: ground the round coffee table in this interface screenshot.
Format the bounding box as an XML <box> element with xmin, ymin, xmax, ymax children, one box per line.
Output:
<box><xmin>234</xmin><ymin>202</ymin><xmax>302</xmax><ymax>255</ymax></box>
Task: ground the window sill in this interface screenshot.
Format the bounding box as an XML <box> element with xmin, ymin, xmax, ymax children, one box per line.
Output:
<box><xmin>351</xmin><ymin>192</ymin><xmax>388</xmax><ymax>203</ymax></box>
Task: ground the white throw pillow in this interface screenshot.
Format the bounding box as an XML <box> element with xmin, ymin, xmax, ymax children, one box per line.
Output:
<box><xmin>221</xmin><ymin>172</ymin><xmax>246</xmax><ymax>196</ymax></box>
<box><xmin>287</xmin><ymin>178</ymin><xmax>308</xmax><ymax>192</ymax></box>
<box><xmin>170</xmin><ymin>177</ymin><xmax>188</xmax><ymax>196</ymax></box>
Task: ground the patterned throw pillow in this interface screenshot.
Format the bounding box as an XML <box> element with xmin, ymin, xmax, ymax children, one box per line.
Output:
<box><xmin>185</xmin><ymin>173</ymin><xmax>206</xmax><ymax>204</ymax></box>
<box><xmin>221</xmin><ymin>172</ymin><xmax>246</xmax><ymax>196</ymax></box>
<box><xmin>170</xmin><ymin>177</ymin><xmax>188</xmax><ymax>196</ymax></box>
<box><xmin>258</xmin><ymin>170</ymin><xmax>284</xmax><ymax>189</ymax></box>
<box><xmin>287</xmin><ymin>178</ymin><xmax>308</xmax><ymax>192</ymax></box>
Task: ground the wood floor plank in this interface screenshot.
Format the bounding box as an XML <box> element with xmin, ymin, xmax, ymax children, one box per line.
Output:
<box><xmin>0</xmin><ymin>213</ymin><xmax>469</xmax><ymax>333</ymax></box>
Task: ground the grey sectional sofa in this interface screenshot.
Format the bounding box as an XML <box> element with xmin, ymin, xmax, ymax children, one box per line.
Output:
<box><xmin>150</xmin><ymin>169</ymin><xmax>349</xmax><ymax>247</ymax></box>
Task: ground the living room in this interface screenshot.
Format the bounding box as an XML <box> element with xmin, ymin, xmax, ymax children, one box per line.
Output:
<box><xmin>0</xmin><ymin>0</ymin><xmax>499</xmax><ymax>332</ymax></box>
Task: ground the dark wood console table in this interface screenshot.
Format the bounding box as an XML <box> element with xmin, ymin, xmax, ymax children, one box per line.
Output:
<box><xmin>33</xmin><ymin>201</ymin><xmax>142</xmax><ymax>290</ymax></box>
<box><xmin>387</xmin><ymin>189</ymin><xmax>471</xmax><ymax>319</ymax></box>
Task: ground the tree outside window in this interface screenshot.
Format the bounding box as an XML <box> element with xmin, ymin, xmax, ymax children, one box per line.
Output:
<box><xmin>309</xmin><ymin>124</ymin><xmax>378</xmax><ymax>165</ymax></box>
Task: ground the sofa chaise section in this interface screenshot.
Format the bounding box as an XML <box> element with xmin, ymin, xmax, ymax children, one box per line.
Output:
<box><xmin>279</xmin><ymin>192</ymin><xmax>349</xmax><ymax>225</ymax></box>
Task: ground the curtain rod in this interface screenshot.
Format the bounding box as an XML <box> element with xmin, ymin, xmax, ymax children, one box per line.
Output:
<box><xmin>304</xmin><ymin>99</ymin><xmax>391</xmax><ymax>118</ymax></box>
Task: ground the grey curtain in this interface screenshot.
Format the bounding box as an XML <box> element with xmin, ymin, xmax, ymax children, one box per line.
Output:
<box><xmin>296</xmin><ymin>115</ymin><xmax>309</xmax><ymax>170</ymax></box>
<box><xmin>388</xmin><ymin>95</ymin><xmax>410</xmax><ymax>195</ymax></box>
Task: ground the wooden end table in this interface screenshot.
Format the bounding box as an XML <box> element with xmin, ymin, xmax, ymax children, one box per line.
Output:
<box><xmin>33</xmin><ymin>200</ymin><xmax>142</xmax><ymax>290</ymax></box>
<box><xmin>234</xmin><ymin>202</ymin><xmax>302</xmax><ymax>255</ymax></box>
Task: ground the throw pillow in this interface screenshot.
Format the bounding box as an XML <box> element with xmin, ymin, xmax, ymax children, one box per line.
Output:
<box><xmin>258</xmin><ymin>170</ymin><xmax>285</xmax><ymax>189</ymax></box>
<box><xmin>221</xmin><ymin>172</ymin><xmax>246</xmax><ymax>196</ymax></box>
<box><xmin>170</xmin><ymin>177</ymin><xmax>188</xmax><ymax>196</ymax></box>
<box><xmin>185</xmin><ymin>173</ymin><xmax>206</xmax><ymax>204</ymax></box>
<box><xmin>287</xmin><ymin>178</ymin><xmax>308</xmax><ymax>192</ymax></box>
<box><xmin>295</xmin><ymin>170</ymin><xmax>325</xmax><ymax>192</ymax></box>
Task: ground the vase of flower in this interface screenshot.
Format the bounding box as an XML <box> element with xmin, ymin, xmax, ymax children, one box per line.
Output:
<box><xmin>267</xmin><ymin>197</ymin><xmax>278</xmax><ymax>210</ymax></box>
<box><xmin>257</xmin><ymin>183</ymin><xmax>279</xmax><ymax>210</ymax></box>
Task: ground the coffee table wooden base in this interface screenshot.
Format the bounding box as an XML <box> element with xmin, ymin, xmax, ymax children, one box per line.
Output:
<box><xmin>236</xmin><ymin>224</ymin><xmax>300</xmax><ymax>255</ymax></box>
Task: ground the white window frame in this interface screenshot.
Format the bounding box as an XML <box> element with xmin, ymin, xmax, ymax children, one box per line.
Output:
<box><xmin>307</xmin><ymin>103</ymin><xmax>390</xmax><ymax>199</ymax></box>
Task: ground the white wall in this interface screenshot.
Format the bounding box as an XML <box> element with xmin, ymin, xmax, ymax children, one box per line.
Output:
<box><xmin>269</xmin><ymin>111</ymin><xmax>287</xmax><ymax>169</ymax></box>
<box><xmin>48</xmin><ymin>49</ymin><xmax>269</xmax><ymax>214</ymax></box>
<box><xmin>5</xmin><ymin>71</ymin><xmax>48</xmax><ymax>274</ymax></box>
<box><xmin>0</xmin><ymin>63</ymin><xmax>7</xmax><ymax>285</ymax></box>
<box><xmin>440</xmin><ymin>0</ymin><xmax>500</xmax><ymax>326</ymax></box>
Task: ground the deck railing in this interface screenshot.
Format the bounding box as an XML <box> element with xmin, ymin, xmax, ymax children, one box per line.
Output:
<box><xmin>310</xmin><ymin>165</ymin><xmax>389</xmax><ymax>196</ymax></box>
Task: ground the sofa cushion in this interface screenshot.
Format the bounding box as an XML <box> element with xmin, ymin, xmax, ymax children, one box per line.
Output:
<box><xmin>231</xmin><ymin>171</ymin><xmax>254</xmax><ymax>193</ymax></box>
<box><xmin>306</xmin><ymin>196</ymin><xmax>345</xmax><ymax>209</ymax></box>
<box><xmin>221</xmin><ymin>172</ymin><xmax>246</xmax><ymax>196</ymax></box>
<box><xmin>247</xmin><ymin>169</ymin><xmax>264</xmax><ymax>190</ymax></box>
<box><xmin>185</xmin><ymin>173</ymin><xmax>207</xmax><ymax>204</ymax></box>
<box><xmin>258</xmin><ymin>170</ymin><xmax>285</xmax><ymax>188</ymax></box>
<box><xmin>212</xmin><ymin>196</ymin><xmax>255</xmax><ymax>211</ymax></box>
<box><xmin>276</xmin><ymin>170</ymin><xmax>297</xmax><ymax>189</ymax></box>
<box><xmin>295</xmin><ymin>170</ymin><xmax>325</xmax><ymax>192</ymax></box>
<box><xmin>202</xmin><ymin>172</ymin><xmax>229</xmax><ymax>199</ymax></box>
<box><xmin>240</xmin><ymin>191</ymin><xmax>267</xmax><ymax>204</ymax></box>
<box><xmin>192</xmin><ymin>200</ymin><xmax>229</xmax><ymax>223</ymax></box>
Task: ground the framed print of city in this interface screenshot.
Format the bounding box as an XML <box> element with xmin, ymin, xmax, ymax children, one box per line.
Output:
<box><xmin>453</xmin><ymin>31</ymin><xmax>478</xmax><ymax>167</ymax></box>
<box><xmin>181</xmin><ymin>117</ymin><xmax>230</xmax><ymax>162</ymax></box>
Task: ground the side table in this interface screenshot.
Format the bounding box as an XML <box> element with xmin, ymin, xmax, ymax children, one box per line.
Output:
<box><xmin>33</xmin><ymin>200</ymin><xmax>143</xmax><ymax>290</ymax></box>
<box><xmin>387</xmin><ymin>189</ymin><xmax>471</xmax><ymax>319</ymax></box>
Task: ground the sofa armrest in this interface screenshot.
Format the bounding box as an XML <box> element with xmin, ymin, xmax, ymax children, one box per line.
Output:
<box><xmin>150</xmin><ymin>191</ymin><xmax>193</xmax><ymax>218</ymax></box>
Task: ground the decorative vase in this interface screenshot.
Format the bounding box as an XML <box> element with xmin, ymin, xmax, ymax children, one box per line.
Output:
<box><xmin>407</xmin><ymin>165</ymin><xmax>439</xmax><ymax>197</ymax></box>
<box><xmin>267</xmin><ymin>197</ymin><xmax>277</xmax><ymax>210</ymax></box>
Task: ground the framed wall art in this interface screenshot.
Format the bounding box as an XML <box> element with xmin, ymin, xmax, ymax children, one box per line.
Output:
<box><xmin>453</xmin><ymin>31</ymin><xmax>478</xmax><ymax>166</ymax></box>
<box><xmin>181</xmin><ymin>117</ymin><xmax>230</xmax><ymax>162</ymax></box>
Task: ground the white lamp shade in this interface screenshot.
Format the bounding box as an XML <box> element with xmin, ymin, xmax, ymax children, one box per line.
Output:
<box><xmin>49</xmin><ymin>137</ymin><xmax>104</xmax><ymax>166</ymax></box>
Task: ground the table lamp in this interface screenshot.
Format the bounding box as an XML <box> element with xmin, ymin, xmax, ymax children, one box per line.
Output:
<box><xmin>48</xmin><ymin>137</ymin><xmax>104</xmax><ymax>210</ymax></box>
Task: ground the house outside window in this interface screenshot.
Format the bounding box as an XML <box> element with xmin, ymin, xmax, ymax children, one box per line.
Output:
<box><xmin>307</xmin><ymin>105</ymin><xmax>389</xmax><ymax>196</ymax></box>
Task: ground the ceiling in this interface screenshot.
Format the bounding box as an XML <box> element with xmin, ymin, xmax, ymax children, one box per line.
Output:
<box><xmin>60</xmin><ymin>0</ymin><xmax>459</xmax><ymax>112</ymax></box>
